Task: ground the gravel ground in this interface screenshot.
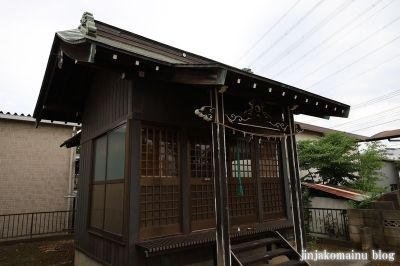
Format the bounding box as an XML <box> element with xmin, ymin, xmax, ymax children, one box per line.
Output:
<box><xmin>0</xmin><ymin>239</ymin><xmax>399</xmax><ymax>266</ymax></box>
<box><xmin>0</xmin><ymin>239</ymin><xmax>74</xmax><ymax>266</ymax></box>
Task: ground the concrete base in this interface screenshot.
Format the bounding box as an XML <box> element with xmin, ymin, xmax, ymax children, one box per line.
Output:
<box><xmin>75</xmin><ymin>249</ymin><xmax>103</xmax><ymax>266</ymax></box>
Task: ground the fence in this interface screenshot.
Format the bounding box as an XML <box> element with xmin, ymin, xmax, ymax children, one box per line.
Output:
<box><xmin>0</xmin><ymin>210</ymin><xmax>75</xmax><ymax>241</ymax></box>
<box><xmin>304</xmin><ymin>208</ymin><xmax>349</xmax><ymax>240</ymax></box>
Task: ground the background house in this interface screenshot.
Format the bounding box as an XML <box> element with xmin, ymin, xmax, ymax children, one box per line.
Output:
<box><xmin>0</xmin><ymin>111</ymin><xmax>78</xmax><ymax>215</ymax></box>
<box><xmin>385</xmin><ymin>147</ymin><xmax>400</xmax><ymax>161</ymax></box>
<box><xmin>296</xmin><ymin>122</ymin><xmax>400</xmax><ymax>192</ymax></box>
<box><xmin>302</xmin><ymin>182</ymin><xmax>367</xmax><ymax>209</ymax></box>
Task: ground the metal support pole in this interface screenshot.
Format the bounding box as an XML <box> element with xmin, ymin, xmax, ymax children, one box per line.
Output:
<box><xmin>284</xmin><ymin>106</ymin><xmax>307</xmax><ymax>253</ymax></box>
<box><xmin>211</xmin><ymin>87</ymin><xmax>231</xmax><ymax>266</ymax></box>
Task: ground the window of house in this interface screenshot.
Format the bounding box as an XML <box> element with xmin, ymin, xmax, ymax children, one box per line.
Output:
<box><xmin>90</xmin><ymin>125</ymin><xmax>126</xmax><ymax>239</ymax></box>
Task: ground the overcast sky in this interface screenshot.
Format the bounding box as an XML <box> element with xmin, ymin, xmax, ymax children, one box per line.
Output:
<box><xmin>0</xmin><ymin>0</ymin><xmax>399</xmax><ymax>148</ymax></box>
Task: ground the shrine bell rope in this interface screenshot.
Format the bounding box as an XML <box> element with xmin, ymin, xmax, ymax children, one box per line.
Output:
<box><xmin>214</xmin><ymin>120</ymin><xmax>303</xmax><ymax>197</ymax></box>
<box><xmin>213</xmin><ymin>121</ymin><xmax>303</xmax><ymax>139</ymax></box>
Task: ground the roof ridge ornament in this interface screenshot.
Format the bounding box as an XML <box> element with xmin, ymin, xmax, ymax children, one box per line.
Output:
<box><xmin>79</xmin><ymin>12</ymin><xmax>97</xmax><ymax>37</ymax></box>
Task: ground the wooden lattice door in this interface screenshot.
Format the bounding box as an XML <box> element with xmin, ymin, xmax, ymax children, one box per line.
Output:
<box><xmin>227</xmin><ymin>137</ymin><xmax>258</xmax><ymax>226</ymax></box>
<box><xmin>258</xmin><ymin>139</ymin><xmax>286</xmax><ymax>221</ymax></box>
<box><xmin>188</xmin><ymin>134</ymin><xmax>216</xmax><ymax>231</ymax></box>
<box><xmin>139</xmin><ymin>126</ymin><xmax>180</xmax><ymax>239</ymax></box>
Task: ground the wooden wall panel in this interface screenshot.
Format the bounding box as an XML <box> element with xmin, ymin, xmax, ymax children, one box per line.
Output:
<box><xmin>82</xmin><ymin>69</ymin><xmax>131</xmax><ymax>139</ymax></box>
<box><xmin>131</xmin><ymin>77</ymin><xmax>212</xmax><ymax>128</ymax></box>
<box><xmin>74</xmin><ymin>141</ymin><xmax>91</xmax><ymax>248</ymax></box>
<box><xmin>75</xmin><ymin>68</ymin><xmax>130</xmax><ymax>265</ymax></box>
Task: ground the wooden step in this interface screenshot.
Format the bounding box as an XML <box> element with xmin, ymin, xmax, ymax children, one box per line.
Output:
<box><xmin>274</xmin><ymin>260</ymin><xmax>308</xmax><ymax>266</ymax></box>
<box><xmin>231</xmin><ymin>237</ymin><xmax>282</xmax><ymax>253</ymax></box>
<box><xmin>239</xmin><ymin>248</ymin><xmax>293</xmax><ymax>266</ymax></box>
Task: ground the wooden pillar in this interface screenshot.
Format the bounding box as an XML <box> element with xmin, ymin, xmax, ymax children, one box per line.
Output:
<box><xmin>128</xmin><ymin>119</ymin><xmax>141</xmax><ymax>265</ymax></box>
<box><xmin>254</xmin><ymin>138</ymin><xmax>264</xmax><ymax>223</ymax></box>
<box><xmin>181</xmin><ymin>126</ymin><xmax>190</xmax><ymax>235</ymax></box>
<box><xmin>283</xmin><ymin>107</ymin><xmax>307</xmax><ymax>253</ymax></box>
<box><xmin>211</xmin><ymin>87</ymin><xmax>231</xmax><ymax>266</ymax></box>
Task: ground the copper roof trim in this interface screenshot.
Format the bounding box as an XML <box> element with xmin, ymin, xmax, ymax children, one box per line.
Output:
<box><xmin>302</xmin><ymin>182</ymin><xmax>368</xmax><ymax>202</ymax></box>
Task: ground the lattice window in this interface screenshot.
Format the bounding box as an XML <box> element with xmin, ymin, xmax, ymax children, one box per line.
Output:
<box><xmin>262</xmin><ymin>182</ymin><xmax>284</xmax><ymax>213</ymax></box>
<box><xmin>384</xmin><ymin>220</ymin><xmax>400</xmax><ymax>228</ymax></box>
<box><xmin>141</xmin><ymin>128</ymin><xmax>178</xmax><ymax>178</ymax></box>
<box><xmin>259</xmin><ymin>140</ymin><xmax>280</xmax><ymax>178</ymax></box>
<box><xmin>229</xmin><ymin>139</ymin><xmax>253</xmax><ymax>178</ymax></box>
<box><xmin>228</xmin><ymin>183</ymin><xmax>256</xmax><ymax>217</ymax></box>
<box><xmin>140</xmin><ymin>185</ymin><xmax>179</xmax><ymax>228</ymax></box>
<box><xmin>190</xmin><ymin>185</ymin><xmax>215</xmax><ymax>221</ymax></box>
<box><xmin>189</xmin><ymin>135</ymin><xmax>213</xmax><ymax>179</ymax></box>
<box><xmin>140</xmin><ymin>126</ymin><xmax>180</xmax><ymax>235</ymax></box>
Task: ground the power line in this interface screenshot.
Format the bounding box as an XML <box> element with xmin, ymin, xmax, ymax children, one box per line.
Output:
<box><xmin>330</xmin><ymin>106</ymin><xmax>400</xmax><ymax>129</ymax></box>
<box><xmin>278</xmin><ymin>0</ymin><xmax>396</xmax><ymax>81</ymax></box>
<box><xmin>320</xmin><ymin>53</ymin><xmax>400</xmax><ymax>94</ymax></box>
<box><xmin>234</xmin><ymin>0</ymin><xmax>301</xmax><ymax>66</ymax></box>
<box><xmin>306</xmin><ymin>34</ymin><xmax>400</xmax><ymax>91</ymax></box>
<box><xmin>303</xmin><ymin>89</ymin><xmax>400</xmax><ymax>124</ymax></box>
<box><xmin>272</xmin><ymin>0</ymin><xmax>385</xmax><ymax>79</ymax></box>
<box><xmin>351</xmin><ymin>118</ymin><xmax>400</xmax><ymax>132</ymax></box>
<box><xmin>293</xmin><ymin>15</ymin><xmax>400</xmax><ymax>86</ymax></box>
<box><xmin>258</xmin><ymin>0</ymin><xmax>356</xmax><ymax>74</ymax></box>
<box><xmin>339</xmin><ymin>111</ymin><xmax>400</xmax><ymax>131</ymax></box>
<box><xmin>352</xmin><ymin>90</ymin><xmax>400</xmax><ymax>109</ymax></box>
<box><xmin>247</xmin><ymin>0</ymin><xmax>325</xmax><ymax>68</ymax></box>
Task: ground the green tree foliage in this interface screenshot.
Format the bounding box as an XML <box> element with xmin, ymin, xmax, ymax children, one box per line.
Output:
<box><xmin>395</xmin><ymin>159</ymin><xmax>400</xmax><ymax>170</ymax></box>
<box><xmin>298</xmin><ymin>132</ymin><xmax>389</xmax><ymax>209</ymax></box>
<box><xmin>345</xmin><ymin>187</ymin><xmax>385</xmax><ymax>209</ymax></box>
<box><xmin>298</xmin><ymin>132</ymin><xmax>359</xmax><ymax>185</ymax></box>
<box><xmin>345</xmin><ymin>142</ymin><xmax>388</xmax><ymax>209</ymax></box>
<box><xmin>348</xmin><ymin>142</ymin><xmax>387</xmax><ymax>192</ymax></box>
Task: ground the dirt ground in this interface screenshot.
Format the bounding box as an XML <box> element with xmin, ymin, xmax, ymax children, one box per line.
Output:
<box><xmin>0</xmin><ymin>239</ymin><xmax>399</xmax><ymax>265</ymax></box>
<box><xmin>0</xmin><ymin>239</ymin><xmax>74</xmax><ymax>266</ymax></box>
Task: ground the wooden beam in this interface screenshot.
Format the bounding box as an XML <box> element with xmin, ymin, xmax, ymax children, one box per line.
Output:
<box><xmin>43</xmin><ymin>104</ymin><xmax>81</xmax><ymax>113</ymax></box>
<box><xmin>169</xmin><ymin>67</ymin><xmax>227</xmax><ymax>85</ymax></box>
<box><xmin>128</xmin><ymin>119</ymin><xmax>141</xmax><ymax>265</ymax></box>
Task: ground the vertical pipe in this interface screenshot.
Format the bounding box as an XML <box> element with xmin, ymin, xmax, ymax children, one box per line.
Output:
<box><xmin>211</xmin><ymin>87</ymin><xmax>231</xmax><ymax>266</ymax></box>
<box><xmin>283</xmin><ymin>106</ymin><xmax>306</xmax><ymax>252</ymax></box>
<box><xmin>66</xmin><ymin>127</ymin><xmax>77</xmax><ymax>233</ymax></box>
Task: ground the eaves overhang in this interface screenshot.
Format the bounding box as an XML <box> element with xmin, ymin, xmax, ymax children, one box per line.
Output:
<box><xmin>34</xmin><ymin>12</ymin><xmax>351</xmax><ymax>127</ymax></box>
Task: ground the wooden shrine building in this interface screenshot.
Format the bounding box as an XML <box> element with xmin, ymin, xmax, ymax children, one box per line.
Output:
<box><xmin>34</xmin><ymin>12</ymin><xmax>350</xmax><ymax>266</ymax></box>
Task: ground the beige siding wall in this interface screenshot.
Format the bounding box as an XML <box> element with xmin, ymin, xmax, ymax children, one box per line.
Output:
<box><xmin>378</xmin><ymin>160</ymin><xmax>400</xmax><ymax>191</ymax></box>
<box><xmin>296</xmin><ymin>130</ymin><xmax>322</xmax><ymax>179</ymax></box>
<box><xmin>295</xmin><ymin>129</ymin><xmax>321</xmax><ymax>141</ymax></box>
<box><xmin>0</xmin><ymin>118</ymin><xmax>75</xmax><ymax>215</ymax></box>
<box><xmin>310</xmin><ymin>197</ymin><xmax>347</xmax><ymax>209</ymax></box>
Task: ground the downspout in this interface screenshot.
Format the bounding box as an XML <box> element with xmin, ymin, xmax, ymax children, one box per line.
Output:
<box><xmin>65</xmin><ymin>126</ymin><xmax>76</xmax><ymax>232</ymax></box>
<box><xmin>67</xmin><ymin>126</ymin><xmax>77</xmax><ymax>209</ymax></box>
